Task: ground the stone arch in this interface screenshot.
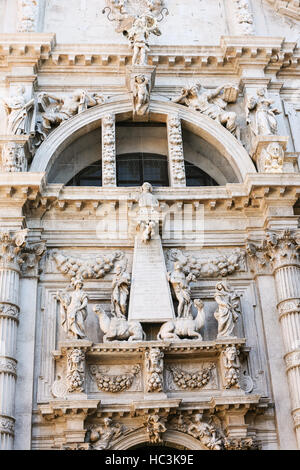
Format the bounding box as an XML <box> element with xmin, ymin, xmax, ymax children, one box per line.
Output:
<box><xmin>111</xmin><ymin>429</ymin><xmax>206</xmax><ymax>451</ymax></box>
<box><xmin>30</xmin><ymin>94</ymin><xmax>256</xmax><ymax>183</ymax></box>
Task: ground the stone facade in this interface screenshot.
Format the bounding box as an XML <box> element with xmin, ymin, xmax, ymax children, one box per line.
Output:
<box><xmin>0</xmin><ymin>0</ymin><xmax>299</xmax><ymax>451</ymax></box>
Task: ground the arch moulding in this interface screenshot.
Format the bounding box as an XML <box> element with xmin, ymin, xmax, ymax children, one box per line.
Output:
<box><xmin>111</xmin><ymin>429</ymin><xmax>205</xmax><ymax>451</ymax></box>
<box><xmin>30</xmin><ymin>94</ymin><xmax>256</xmax><ymax>183</ymax></box>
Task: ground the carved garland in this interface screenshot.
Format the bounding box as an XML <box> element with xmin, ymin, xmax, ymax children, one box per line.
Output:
<box><xmin>52</xmin><ymin>250</ymin><xmax>125</xmax><ymax>280</ymax></box>
<box><xmin>168</xmin><ymin>364</ymin><xmax>215</xmax><ymax>390</ymax></box>
<box><xmin>90</xmin><ymin>365</ymin><xmax>140</xmax><ymax>393</ymax></box>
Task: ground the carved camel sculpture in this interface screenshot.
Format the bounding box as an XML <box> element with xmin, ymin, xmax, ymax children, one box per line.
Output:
<box><xmin>157</xmin><ymin>299</ymin><xmax>205</xmax><ymax>341</ymax></box>
<box><xmin>94</xmin><ymin>305</ymin><xmax>146</xmax><ymax>342</ymax></box>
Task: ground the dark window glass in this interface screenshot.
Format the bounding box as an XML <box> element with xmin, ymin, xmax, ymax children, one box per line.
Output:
<box><xmin>185</xmin><ymin>161</ymin><xmax>218</xmax><ymax>187</ymax></box>
<box><xmin>66</xmin><ymin>161</ymin><xmax>102</xmax><ymax>186</ymax></box>
<box><xmin>117</xmin><ymin>153</ymin><xmax>169</xmax><ymax>187</ymax></box>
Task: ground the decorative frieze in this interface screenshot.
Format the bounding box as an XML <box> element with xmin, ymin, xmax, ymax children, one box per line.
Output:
<box><xmin>102</xmin><ymin>114</ymin><xmax>117</xmax><ymax>187</ymax></box>
<box><xmin>52</xmin><ymin>250</ymin><xmax>125</xmax><ymax>280</ymax></box>
<box><xmin>168</xmin><ymin>364</ymin><xmax>215</xmax><ymax>390</ymax></box>
<box><xmin>90</xmin><ymin>365</ymin><xmax>140</xmax><ymax>393</ymax></box>
<box><xmin>167</xmin><ymin>115</ymin><xmax>186</xmax><ymax>188</ymax></box>
<box><xmin>167</xmin><ymin>248</ymin><xmax>246</xmax><ymax>279</ymax></box>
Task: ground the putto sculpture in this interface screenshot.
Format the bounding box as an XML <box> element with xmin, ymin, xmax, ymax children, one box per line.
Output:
<box><xmin>246</xmin><ymin>88</ymin><xmax>280</xmax><ymax>136</ymax></box>
<box><xmin>133</xmin><ymin>74</ymin><xmax>151</xmax><ymax>116</ymax></box>
<box><xmin>214</xmin><ymin>282</ymin><xmax>240</xmax><ymax>339</ymax></box>
<box><xmin>56</xmin><ymin>277</ymin><xmax>88</xmax><ymax>340</ymax></box>
<box><xmin>173</xmin><ymin>83</ymin><xmax>239</xmax><ymax>137</ymax></box>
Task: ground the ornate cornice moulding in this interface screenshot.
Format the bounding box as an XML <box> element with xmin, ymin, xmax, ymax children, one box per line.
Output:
<box><xmin>265</xmin><ymin>0</ymin><xmax>300</xmax><ymax>21</ymax></box>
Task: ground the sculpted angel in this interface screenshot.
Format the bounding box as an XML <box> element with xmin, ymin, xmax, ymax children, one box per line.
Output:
<box><xmin>111</xmin><ymin>264</ymin><xmax>131</xmax><ymax>319</ymax></box>
<box><xmin>56</xmin><ymin>277</ymin><xmax>88</xmax><ymax>339</ymax></box>
<box><xmin>246</xmin><ymin>88</ymin><xmax>280</xmax><ymax>136</ymax></box>
<box><xmin>173</xmin><ymin>83</ymin><xmax>238</xmax><ymax>136</ymax></box>
<box><xmin>125</xmin><ymin>14</ymin><xmax>161</xmax><ymax>65</ymax></box>
<box><xmin>0</xmin><ymin>86</ymin><xmax>35</xmax><ymax>135</ymax></box>
<box><xmin>214</xmin><ymin>282</ymin><xmax>240</xmax><ymax>339</ymax></box>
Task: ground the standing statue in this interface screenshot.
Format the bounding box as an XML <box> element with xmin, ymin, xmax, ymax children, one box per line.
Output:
<box><xmin>56</xmin><ymin>277</ymin><xmax>88</xmax><ymax>340</ymax></box>
<box><xmin>214</xmin><ymin>282</ymin><xmax>240</xmax><ymax>339</ymax></box>
<box><xmin>133</xmin><ymin>75</ymin><xmax>150</xmax><ymax>116</ymax></box>
<box><xmin>125</xmin><ymin>14</ymin><xmax>161</xmax><ymax>65</ymax></box>
<box><xmin>0</xmin><ymin>86</ymin><xmax>35</xmax><ymax>135</ymax></box>
<box><xmin>111</xmin><ymin>264</ymin><xmax>131</xmax><ymax>319</ymax></box>
<box><xmin>137</xmin><ymin>182</ymin><xmax>160</xmax><ymax>243</ymax></box>
<box><xmin>37</xmin><ymin>90</ymin><xmax>105</xmax><ymax>139</ymax></box>
<box><xmin>246</xmin><ymin>88</ymin><xmax>280</xmax><ymax>136</ymax></box>
<box><xmin>89</xmin><ymin>418</ymin><xmax>123</xmax><ymax>450</ymax></box>
<box><xmin>167</xmin><ymin>262</ymin><xmax>195</xmax><ymax>318</ymax></box>
<box><xmin>173</xmin><ymin>83</ymin><xmax>239</xmax><ymax>136</ymax></box>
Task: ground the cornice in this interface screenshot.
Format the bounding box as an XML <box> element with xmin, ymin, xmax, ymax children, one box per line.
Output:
<box><xmin>1</xmin><ymin>35</ymin><xmax>298</xmax><ymax>77</ymax></box>
<box><xmin>265</xmin><ymin>0</ymin><xmax>300</xmax><ymax>21</ymax></box>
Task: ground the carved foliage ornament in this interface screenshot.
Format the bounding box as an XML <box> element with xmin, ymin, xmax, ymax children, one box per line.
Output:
<box><xmin>102</xmin><ymin>114</ymin><xmax>116</xmax><ymax>187</ymax></box>
<box><xmin>90</xmin><ymin>364</ymin><xmax>140</xmax><ymax>392</ymax></box>
<box><xmin>66</xmin><ymin>349</ymin><xmax>86</xmax><ymax>393</ymax></box>
<box><xmin>0</xmin><ymin>142</ymin><xmax>27</xmax><ymax>173</ymax></box>
<box><xmin>223</xmin><ymin>346</ymin><xmax>241</xmax><ymax>389</ymax></box>
<box><xmin>167</xmin><ymin>115</ymin><xmax>186</xmax><ymax>187</ymax></box>
<box><xmin>247</xmin><ymin>230</ymin><xmax>300</xmax><ymax>271</ymax></box>
<box><xmin>168</xmin><ymin>364</ymin><xmax>215</xmax><ymax>390</ymax></box>
<box><xmin>145</xmin><ymin>348</ymin><xmax>164</xmax><ymax>392</ymax></box>
<box><xmin>167</xmin><ymin>248</ymin><xmax>245</xmax><ymax>279</ymax></box>
<box><xmin>52</xmin><ymin>250</ymin><xmax>125</xmax><ymax>280</ymax></box>
<box><xmin>233</xmin><ymin>0</ymin><xmax>255</xmax><ymax>35</ymax></box>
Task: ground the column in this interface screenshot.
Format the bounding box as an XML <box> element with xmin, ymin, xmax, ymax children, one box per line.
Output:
<box><xmin>102</xmin><ymin>114</ymin><xmax>117</xmax><ymax>187</ymax></box>
<box><xmin>0</xmin><ymin>230</ymin><xmax>27</xmax><ymax>450</ymax></box>
<box><xmin>167</xmin><ymin>114</ymin><xmax>186</xmax><ymax>188</ymax></box>
<box><xmin>266</xmin><ymin>231</ymin><xmax>300</xmax><ymax>448</ymax></box>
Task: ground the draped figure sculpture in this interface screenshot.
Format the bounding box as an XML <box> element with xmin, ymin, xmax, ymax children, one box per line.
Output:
<box><xmin>246</xmin><ymin>88</ymin><xmax>280</xmax><ymax>136</ymax></box>
<box><xmin>111</xmin><ymin>264</ymin><xmax>131</xmax><ymax>319</ymax></box>
<box><xmin>0</xmin><ymin>86</ymin><xmax>35</xmax><ymax>135</ymax></box>
<box><xmin>214</xmin><ymin>282</ymin><xmax>240</xmax><ymax>339</ymax></box>
<box><xmin>56</xmin><ymin>277</ymin><xmax>88</xmax><ymax>340</ymax></box>
<box><xmin>168</xmin><ymin>262</ymin><xmax>195</xmax><ymax>318</ymax></box>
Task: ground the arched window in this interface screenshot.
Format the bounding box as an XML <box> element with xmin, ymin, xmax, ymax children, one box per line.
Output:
<box><xmin>66</xmin><ymin>161</ymin><xmax>102</xmax><ymax>186</ymax></box>
<box><xmin>185</xmin><ymin>161</ymin><xmax>217</xmax><ymax>186</ymax></box>
<box><xmin>117</xmin><ymin>153</ymin><xmax>169</xmax><ymax>187</ymax></box>
<box><xmin>66</xmin><ymin>155</ymin><xmax>218</xmax><ymax>187</ymax></box>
